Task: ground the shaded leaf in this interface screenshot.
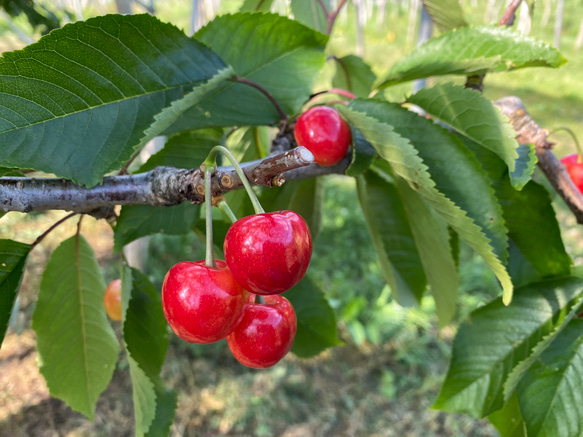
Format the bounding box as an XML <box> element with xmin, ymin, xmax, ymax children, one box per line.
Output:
<box><xmin>165</xmin><ymin>13</ymin><xmax>329</xmax><ymax>130</ymax></box>
<box><xmin>287</xmin><ymin>275</ymin><xmax>342</xmax><ymax>358</ymax></box>
<box><xmin>357</xmin><ymin>169</ymin><xmax>427</xmax><ymax>306</ymax></box>
<box><xmin>114</xmin><ymin>203</ymin><xmax>200</xmax><ymax>252</ymax></box>
<box><xmin>340</xmin><ymin>105</ymin><xmax>513</xmax><ymax>304</ymax></box>
<box><xmin>408</xmin><ymin>84</ymin><xmax>527</xmax><ymax>189</ymax></box>
<box><xmin>350</xmin><ymin>98</ymin><xmax>508</xmax><ymax>262</ymax></box>
<box><xmin>0</xmin><ymin>239</ymin><xmax>30</xmax><ymax>347</ymax></box>
<box><xmin>517</xmin><ymin>318</ymin><xmax>583</xmax><ymax>437</ymax></box>
<box><xmin>32</xmin><ymin>235</ymin><xmax>119</xmax><ymax>419</ymax></box>
<box><xmin>332</xmin><ymin>55</ymin><xmax>376</xmax><ymax>98</ymax></box>
<box><xmin>122</xmin><ymin>267</ymin><xmax>175</xmax><ymax>436</ymax></box>
<box><xmin>488</xmin><ymin>393</ymin><xmax>527</xmax><ymax>437</ymax></box>
<box><xmin>291</xmin><ymin>0</ymin><xmax>329</xmax><ymax>33</ymax></box>
<box><xmin>0</xmin><ymin>14</ymin><xmax>227</xmax><ymax>187</ymax></box>
<box><xmin>434</xmin><ymin>276</ymin><xmax>583</xmax><ymax>418</ymax></box>
<box><xmin>346</xmin><ymin>126</ymin><xmax>377</xmax><ymax>177</ymax></box>
<box><xmin>286</xmin><ymin>178</ymin><xmax>324</xmax><ymax>240</ymax></box>
<box><xmin>394</xmin><ymin>176</ymin><xmax>459</xmax><ymax>327</ymax></box>
<box><xmin>375</xmin><ymin>26</ymin><xmax>566</xmax><ymax>88</ymax></box>
<box><xmin>422</xmin><ymin>0</ymin><xmax>468</xmax><ymax>32</ymax></box>
<box><xmin>138</xmin><ymin>129</ymin><xmax>223</xmax><ymax>173</ymax></box>
<box><xmin>462</xmin><ymin>137</ymin><xmax>571</xmax><ymax>279</ymax></box>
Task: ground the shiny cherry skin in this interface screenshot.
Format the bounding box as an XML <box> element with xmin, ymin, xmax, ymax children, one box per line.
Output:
<box><xmin>103</xmin><ymin>279</ymin><xmax>122</xmax><ymax>321</ymax></box>
<box><xmin>227</xmin><ymin>294</ymin><xmax>297</xmax><ymax>369</ymax></box>
<box><xmin>223</xmin><ymin>211</ymin><xmax>312</xmax><ymax>295</ymax></box>
<box><xmin>561</xmin><ymin>154</ymin><xmax>583</xmax><ymax>193</ymax></box>
<box><xmin>294</xmin><ymin>106</ymin><xmax>352</xmax><ymax>166</ymax></box>
<box><xmin>161</xmin><ymin>260</ymin><xmax>248</xmax><ymax>344</ymax></box>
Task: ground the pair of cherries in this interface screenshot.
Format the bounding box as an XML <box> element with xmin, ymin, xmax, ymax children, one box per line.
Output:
<box><xmin>162</xmin><ymin>210</ymin><xmax>312</xmax><ymax>368</ymax></box>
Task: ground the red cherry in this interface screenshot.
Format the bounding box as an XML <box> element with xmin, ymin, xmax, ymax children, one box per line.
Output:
<box><xmin>227</xmin><ymin>294</ymin><xmax>297</xmax><ymax>368</ymax></box>
<box><xmin>103</xmin><ymin>279</ymin><xmax>122</xmax><ymax>321</ymax></box>
<box><xmin>561</xmin><ymin>154</ymin><xmax>583</xmax><ymax>193</ymax></box>
<box><xmin>223</xmin><ymin>211</ymin><xmax>312</xmax><ymax>295</ymax></box>
<box><xmin>294</xmin><ymin>106</ymin><xmax>352</xmax><ymax>166</ymax></box>
<box><xmin>161</xmin><ymin>260</ymin><xmax>248</xmax><ymax>344</ymax></box>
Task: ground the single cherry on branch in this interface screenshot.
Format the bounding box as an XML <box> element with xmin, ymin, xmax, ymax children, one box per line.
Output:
<box><xmin>224</xmin><ymin>210</ymin><xmax>312</xmax><ymax>295</ymax></box>
<box><xmin>227</xmin><ymin>294</ymin><xmax>297</xmax><ymax>369</ymax></box>
<box><xmin>294</xmin><ymin>105</ymin><xmax>352</xmax><ymax>166</ymax></box>
<box><xmin>103</xmin><ymin>279</ymin><xmax>122</xmax><ymax>321</ymax></box>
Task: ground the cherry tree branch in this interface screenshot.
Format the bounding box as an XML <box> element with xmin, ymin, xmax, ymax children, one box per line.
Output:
<box><xmin>0</xmin><ymin>147</ymin><xmax>315</xmax><ymax>216</ymax></box>
<box><xmin>495</xmin><ymin>96</ymin><xmax>583</xmax><ymax>225</ymax></box>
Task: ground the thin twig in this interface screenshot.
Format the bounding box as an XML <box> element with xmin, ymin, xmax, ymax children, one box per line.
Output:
<box><xmin>232</xmin><ymin>76</ymin><xmax>288</xmax><ymax>121</ymax></box>
<box><xmin>31</xmin><ymin>212</ymin><xmax>77</xmax><ymax>248</ymax></box>
<box><xmin>499</xmin><ymin>0</ymin><xmax>523</xmax><ymax>26</ymax></box>
<box><xmin>326</xmin><ymin>0</ymin><xmax>348</xmax><ymax>35</ymax></box>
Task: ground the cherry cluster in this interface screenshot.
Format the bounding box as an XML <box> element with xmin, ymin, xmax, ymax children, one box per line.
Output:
<box><xmin>104</xmin><ymin>105</ymin><xmax>351</xmax><ymax>369</ymax></box>
<box><xmin>161</xmin><ymin>211</ymin><xmax>312</xmax><ymax>368</ymax></box>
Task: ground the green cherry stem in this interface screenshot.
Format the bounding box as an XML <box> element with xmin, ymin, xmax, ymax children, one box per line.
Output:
<box><xmin>217</xmin><ymin>199</ymin><xmax>238</xmax><ymax>224</ymax></box>
<box><xmin>204</xmin><ymin>167</ymin><xmax>216</xmax><ymax>269</ymax></box>
<box><xmin>205</xmin><ymin>145</ymin><xmax>265</xmax><ymax>215</ymax></box>
<box><xmin>548</xmin><ymin>126</ymin><xmax>582</xmax><ymax>163</ymax></box>
<box><xmin>255</xmin><ymin>294</ymin><xmax>267</xmax><ymax>304</ymax></box>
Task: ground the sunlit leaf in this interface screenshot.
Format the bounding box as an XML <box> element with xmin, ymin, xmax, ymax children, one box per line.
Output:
<box><xmin>33</xmin><ymin>235</ymin><xmax>119</xmax><ymax>419</ymax></box>
<box><xmin>375</xmin><ymin>26</ymin><xmax>566</xmax><ymax>88</ymax></box>
<box><xmin>0</xmin><ymin>14</ymin><xmax>227</xmax><ymax>186</ymax></box>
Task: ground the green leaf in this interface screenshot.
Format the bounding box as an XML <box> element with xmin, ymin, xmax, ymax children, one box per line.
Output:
<box><xmin>517</xmin><ymin>318</ymin><xmax>583</xmax><ymax>437</ymax></box>
<box><xmin>433</xmin><ymin>276</ymin><xmax>583</xmax><ymax>418</ymax></box>
<box><xmin>408</xmin><ymin>84</ymin><xmax>525</xmax><ymax>189</ymax></box>
<box><xmin>122</xmin><ymin>267</ymin><xmax>175</xmax><ymax>436</ymax></box>
<box><xmin>240</xmin><ymin>0</ymin><xmax>274</xmax><ymax>12</ymax></box>
<box><xmin>175</xmin><ymin>13</ymin><xmax>328</xmax><ymax>128</ymax></box>
<box><xmin>114</xmin><ymin>203</ymin><xmax>200</xmax><ymax>252</ymax></box>
<box><xmin>332</xmin><ymin>55</ymin><xmax>376</xmax><ymax>98</ymax></box>
<box><xmin>422</xmin><ymin>0</ymin><xmax>468</xmax><ymax>32</ymax></box>
<box><xmin>375</xmin><ymin>26</ymin><xmax>566</xmax><ymax>88</ymax></box>
<box><xmin>462</xmin><ymin>137</ymin><xmax>571</xmax><ymax>279</ymax></box>
<box><xmin>146</xmin><ymin>384</ymin><xmax>177</xmax><ymax>437</ymax></box>
<box><xmin>291</xmin><ymin>0</ymin><xmax>329</xmax><ymax>34</ymax></box>
<box><xmin>140</xmin><ymin>68</ymin><xmax>235</xmax><ymax>144</ymax></box>
<box><xmin>138</xmin><ymin>129</ymin><xmax>223</xmax><ymax>173</ymax></box>
<box><xmin>488</xmin><ymin>393</ymin><xmax>527</xmax><ymax>437</ymax></box>
<box><xmin>340</xmin><ymin>105</ymin><xmax>513</xmax><ymax>304</ymax></box>
<box><xmin>350</xmin><ymin>99</ymin><xmax>508</xmax><ymax>262</ymax></box>
<box><xmin>501</xmin><ymin>180</ymin><xmax>571</xmax><ymax>279</ymax></box>
<box><xmin>0</xmin><ymin>14</ymin><xmax>227</xmax><ymax>187</ymax></box>
<box><xmin>357</xmin><ymin>169</ymin><xmax>427</xmax><ymax>306</ymax></box>
<box><xmin>503</xmin><ymin>293</ymin><xmax>583</xmax><ymax>403</ymax></box>
<box><xmin>0</xmin><ymin>239</ymin><xmax>30</xmax><ymax>347</ymax></box>
<box><xmin>346</xmin><ymin>126</ymin><xmax>377</xmax><ymax>177</ymax></box>
<box><xmin>286</xmin><ymin>275</ymin><xmax>342</xmax><ymax>358</ymax></box>
<box><xmin>286</xmin><ymin>178</ymin><xmax>324</xmax><ymax>240</ymax></box>
<box><xmin>394</xmin><ymin>176</ymin><xmax>459</xmax><ymax>327</ymax></box>
<box><xmin>32</xmin><ymin>235</ymin><xmax>119</xmax><ymax>419</ymax></box>
<box><xmin>123</xmin><ymin>267</ymin><xmax>169</xmax><ymax>377</ymax></box>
